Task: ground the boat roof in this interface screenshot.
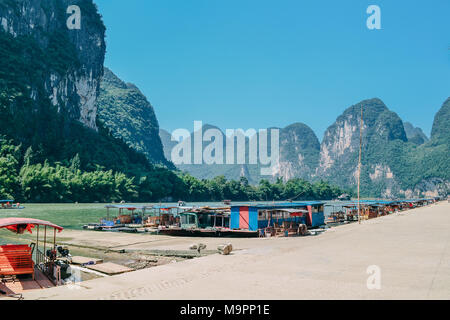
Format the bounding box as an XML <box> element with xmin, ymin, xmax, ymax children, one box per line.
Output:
<box><xmin>275</xmin><ymin>208</ymin><xmax>309</xmax><ymax>213</ymax></box>
<box><xmin>0</xmin><ymin>200</ymin><xmax>14</xmax><ymax>203</ymax></box>
<box><xmin>181</xmin><ymin>211</ymin><xmax>230</xmax><ymax>216</ymax></box>
<box><xmin>231</xmin><ymin>201</ymin><xmax>325</xmax><ymax>209</ymax></box>
<box><xmin>0</xmin><ymin>218</ymin><xmax>63</xmax><ymax>232</ymax></box>
<box><xmin>403</xmin><ymin>198</ymin><xmax>433</xmax><ymax>202</ymax></box>
<box><xmin>152</xmin><ymin>205</ymin><xmax>194</xmax><ymax>209</ymax></box>
<box><xmin>341</xmin><ymin>201</ymin><xmax>393</xmax><ymax>207</ymax></box>
<box><xmin>183</xmin><ymin>206</ymin><xmax>230</xmax><ymax>214</ymax></box>
<box><xmin>105</xmin><ymin>204</ymin><xmax>152</xmax><ymax>210</ymax></box>
<box><xmin>339</xmin><ymin>198</ymin><xmax>435</xmax><ymax>208</ymax></box>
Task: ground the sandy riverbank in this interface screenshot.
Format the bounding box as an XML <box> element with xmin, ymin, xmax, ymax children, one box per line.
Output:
<box><xmin>18</xmin><ymin>201</ymin><xmax>450</xmax><ymax>299</ymax></box>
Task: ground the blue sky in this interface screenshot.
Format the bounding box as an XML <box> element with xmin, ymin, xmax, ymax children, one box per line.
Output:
<box><xmin>95</xmin><ymin>0</ymin><xmax>449</xmax><ymax>139</ymax></box>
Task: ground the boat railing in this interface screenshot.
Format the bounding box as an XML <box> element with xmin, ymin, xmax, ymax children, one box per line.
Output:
<box><xmin>34</xmin><ymin>247</ymin><xmax>46</xmax><ymax>270</ymax></box>
<box><xmin>33</xmin><ymin>247</ymin><xmax>61</xmax><ymax>286</ymax></box>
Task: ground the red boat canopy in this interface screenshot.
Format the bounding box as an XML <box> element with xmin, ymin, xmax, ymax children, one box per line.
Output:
<box><xmin>0</xmin><ymin>218</ymin><xmax>63</xmax><ymax>234</ymax></box>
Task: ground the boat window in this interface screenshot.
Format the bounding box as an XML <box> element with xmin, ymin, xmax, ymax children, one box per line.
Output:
<box><xmin>181</xmin><ymin>214</ymin><xmax>196</xmax><ymax>225</ymax></box>
<box><xmin>215</xmin><ymin>216</ymin><xmax>223</xmax><ymax>227</ymax></box>
<box><xmin>258</xmin><ymin>210</ymin><xmax>268</xmax><ymax>220</ymax></box>
<box><xmin>224</xmin><ymin>216</ymin><xmax>230</xmax><ymax>227</ymax></box>
<box><xmin>274</xmin><ymin>211</ymin><xmax>283</xmax><ymax>219</ymax></box>
<box><xmin>198</xmin><ymin>213</ymin><xmax>213</xmax><ymax>228</ymax></box>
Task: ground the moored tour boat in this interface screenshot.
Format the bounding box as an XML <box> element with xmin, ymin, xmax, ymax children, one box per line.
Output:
<box><xmin>0</xmin><ymin>200</ymin><xmax>25</xmax><ymax>210</ymax></box>
<box><xmin>0</xmin><ymin>217</ymin><xmax>72</xmax><ymax>296</ymax></box>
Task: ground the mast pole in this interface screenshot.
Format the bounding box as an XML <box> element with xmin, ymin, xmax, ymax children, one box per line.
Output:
<box><xmin>43</xmin><ymin>225</ymin><xmax>47</xmax><ymax>259</ymax></box>
<box><xmin>36</xmin><ymin>225</ymin><xmax>39</xmax><ymax>263</ymax></box>
<box><xmin>358</xmin><ymin>105</ymin><xmax>364</xmax><ymax>224</ymax></box>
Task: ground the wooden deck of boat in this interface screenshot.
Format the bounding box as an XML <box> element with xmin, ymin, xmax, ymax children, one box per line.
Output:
<box><xmin>0</xmin><ymin>268</ymin><xmax>55</xmax><ymax>295</ymax></box>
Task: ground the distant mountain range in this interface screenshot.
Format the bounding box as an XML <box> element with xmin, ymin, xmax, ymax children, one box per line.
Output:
<box><xmin>403</xmin><ymin>122</ymin><xmax>429</xmax><ymax>145</ymax></box>
<box><xmin>159</xmin><ymin>121</ymin><xmax>321</xmax><ymax>185</ymax></box>
<box><xmin>158</xmin><ymin>98</ymin><xmax>449</xmax><ymax>198</ymax></box>
<box><xmin>93</xmin><ymin>68</ymin><xmax>449</xmax><ymax>199</ymax></box>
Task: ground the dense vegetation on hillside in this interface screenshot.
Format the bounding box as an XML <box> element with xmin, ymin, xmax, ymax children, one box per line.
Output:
<box><xmin>0</xmin><ymin>23</ymin><xmax>173</xmax><ymax>202</ymax></box>
<box><xmin>178</xmin><ymin>174</ymin><xmax>347</xmax><ymax>202</ymax></box>
<box><xmin>431</xmin><ymin>98</ymin><xmax>450</xmax><ymax>142</ymax></box>
<box><xmin>0</xmin><ymin>28</ymin><xmax>158</xmax><ymax>173</ymax></box>
<box><xmin>0</xmin><ymin>136</ymin><xmax>347</xmax><ymax>202</ymax></box>
<box><xmin>316</xmin><ymin>98</ymin><xmax>449</xmax><ymax>197</ymax></box>
<box><xmin>97</xmin><ymin>68</ymin><xmax>171</xmax><ymax>167</ymax></box>
<box><xmin>279</xmin><ymin>122</ymin><xmax>320</xmax><ymax>177</ymax></box>
<box><xmin>0</xmin><ymin>1</ymin><xmax>185</xmax><ymax>203</ymax></box>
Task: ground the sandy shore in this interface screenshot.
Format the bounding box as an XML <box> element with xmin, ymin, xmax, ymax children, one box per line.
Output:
<box><xmin>21</xmin><ymin>201</ymin><xmax>450</xmax><ymax>300</ymax></box>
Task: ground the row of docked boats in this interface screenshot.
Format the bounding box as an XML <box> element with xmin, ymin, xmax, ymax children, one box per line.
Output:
<box><xmin>83</xmin><ymin>201</ymin><xmax>328</xmax><ymax>238</ymax></box>
<box><xmin>82</xmin><ymin>198</ymin><xmax>440</xmax><ymax>238</ymax></box>
<box><xmin>326</xmin><ymin>198</ymin><xmax>438</xmax><ymax>224</ymax></box>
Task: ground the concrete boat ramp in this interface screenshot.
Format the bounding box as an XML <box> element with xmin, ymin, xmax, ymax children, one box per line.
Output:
<box><xmin>69</xmin><ymin>257</ymin><xmax>132</xmax><ymax>275</ymax></box>
<box><xmin>21</xmin><ymin>202</ymin><xmax>450</xmax><ymax>300</ymax></box>
<box><xmin>70</xmin><ymin>256</ymin><xmax>103</xmax><ymax>266</ymax></box>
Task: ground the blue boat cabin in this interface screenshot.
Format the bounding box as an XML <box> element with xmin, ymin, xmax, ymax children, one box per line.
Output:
<box><xmin>230</xmin><ymin>202</ymin><xmax>325</xmax><ymax>232</ymax></box>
